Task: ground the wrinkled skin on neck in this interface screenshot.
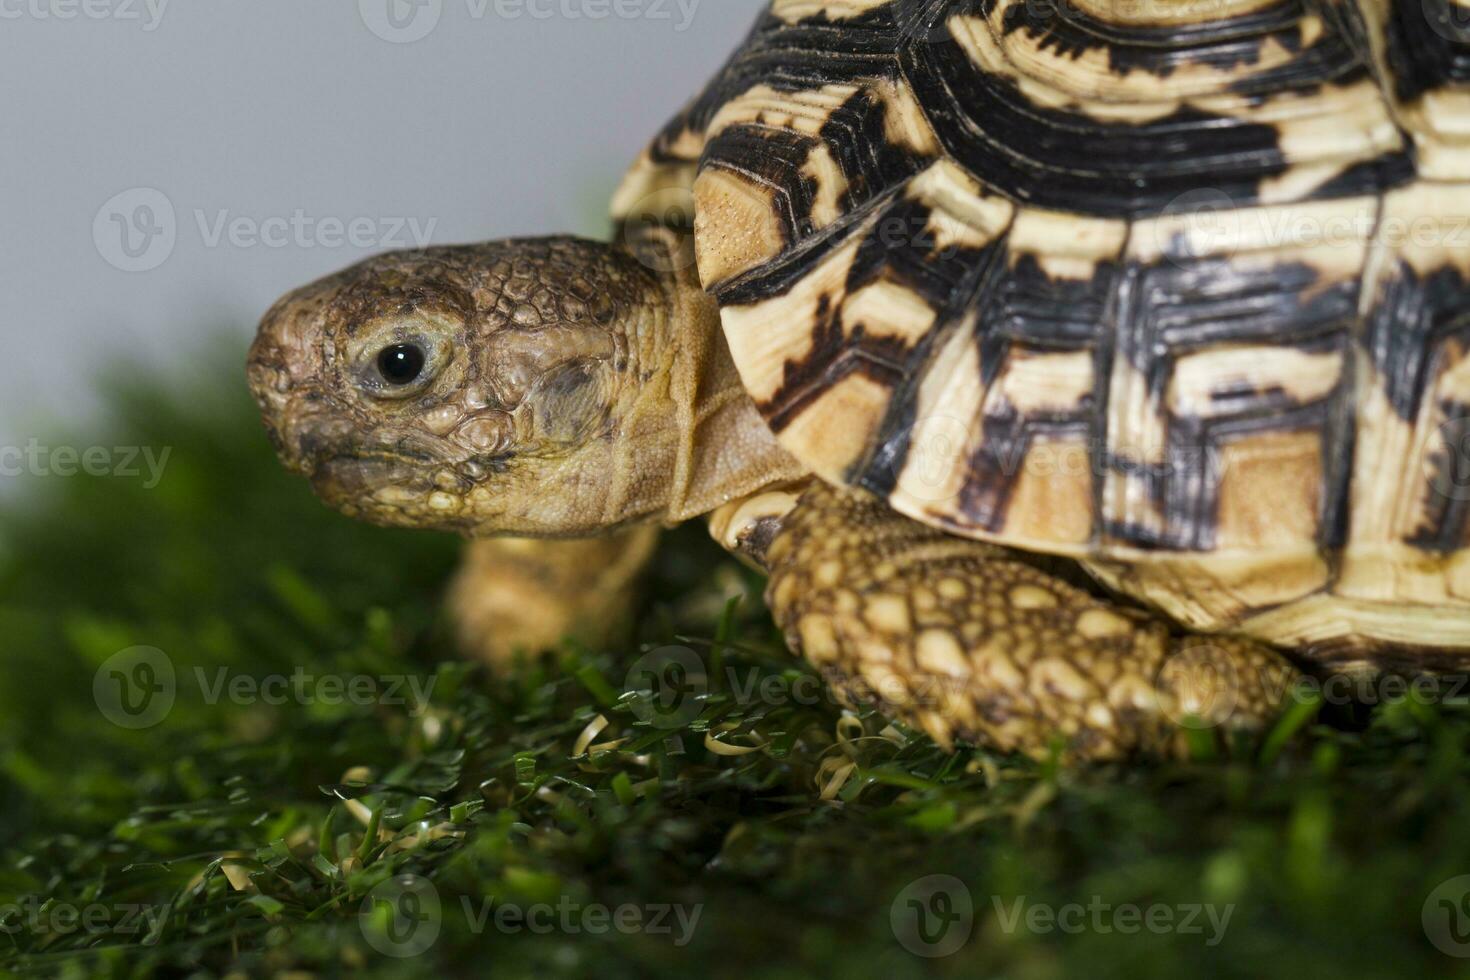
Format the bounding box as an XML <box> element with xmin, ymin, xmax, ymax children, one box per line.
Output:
<box><xmin>247</xmin><ymin>236</ymin><xmax>803</xmax><ymax>537</ymax></box>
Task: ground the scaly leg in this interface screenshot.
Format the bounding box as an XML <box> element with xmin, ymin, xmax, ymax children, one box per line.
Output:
<box><xmin>760</xmin><ymin>484</ymin><xmax>1302</xmax><ymax>760</ymax></box>
<box><xmin>447</xmin><ymin>526</ymin><xmax>661</xmax><ymax>666</ymax></box>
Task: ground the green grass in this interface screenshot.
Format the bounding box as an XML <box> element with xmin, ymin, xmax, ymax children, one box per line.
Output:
<box><xmin>4</xmin><ymin>347</ymin><xmax>1470</xmax><ymax>977</ymax></box>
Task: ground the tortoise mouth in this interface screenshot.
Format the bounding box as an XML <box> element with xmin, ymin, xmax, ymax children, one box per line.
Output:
<box><xmin>311</xmin><ymin>451</ymin><xmax>429</xmax><ymax>487</ymax></box>
<box><xmin>305</xmin><ymin>439</ymin><xmax>472</xmax><ymax>505</ymax></box>
<box><xmin>306</xmin><ymin>442</ymin><xmax>505</xmax><ymax>509</ymax></box>
<box><xmin>276</xmin><ymin>407</ymin><xmax>442</xmax><ymax>482</ymax></box>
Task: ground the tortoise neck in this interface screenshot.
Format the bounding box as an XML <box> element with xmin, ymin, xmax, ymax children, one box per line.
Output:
<box><xmin>604</xmin><ymin>230</ymin><xmax>805</xmax><ymax>528</ymax></box>
<box><xmin>661</xmin><ymin>280</ymin><xmax>808</xmax><ymax>523</ymax></box>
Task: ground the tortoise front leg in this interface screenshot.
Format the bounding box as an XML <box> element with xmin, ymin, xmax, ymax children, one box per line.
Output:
<box><xmin>758</xmin><ymin>484</ymin><xmax>1302</xmax><ymax>761</ymax></box>
<box><xmin>447</xmin><ymin>526</ymin><xmax>661</xmax><ymax>666</ymax></box>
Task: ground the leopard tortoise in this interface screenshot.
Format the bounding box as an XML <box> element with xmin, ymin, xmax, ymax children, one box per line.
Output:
<box><xmin>248</xmin><ymin>0</ymin><xmax>1470</xmax><ymax>759</ymax></box>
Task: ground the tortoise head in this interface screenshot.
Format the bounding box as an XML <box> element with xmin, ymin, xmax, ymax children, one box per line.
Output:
<box><xmin>247</xmin><ymin>237</ymin><xmax>688</xmax><ymax>536</ymax></box>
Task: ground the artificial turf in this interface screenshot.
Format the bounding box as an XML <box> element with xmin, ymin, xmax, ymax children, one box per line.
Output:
<box><xmin>2</xmin><ymin>350</ymin><xmax>1470</xmax><ymax>977</ymax></box>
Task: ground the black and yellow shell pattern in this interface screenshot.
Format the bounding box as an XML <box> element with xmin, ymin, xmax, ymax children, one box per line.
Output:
<box><xmin>614</xmin><ymin>0</ymin><xmax>1470</xmax><ymax>656</ymax></box>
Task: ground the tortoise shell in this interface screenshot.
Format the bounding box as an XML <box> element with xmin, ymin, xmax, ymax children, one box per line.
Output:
<box><xmin>612</xmin><ymin>0</ymin><xmax>1470</xmax><ymax>657</ymax></box>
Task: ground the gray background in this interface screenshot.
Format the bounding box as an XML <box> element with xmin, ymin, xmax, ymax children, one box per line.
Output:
<box><xmin>1</xmin><ymin>0</ymin><xmax>763</xmax><ymax>452</ymax></box>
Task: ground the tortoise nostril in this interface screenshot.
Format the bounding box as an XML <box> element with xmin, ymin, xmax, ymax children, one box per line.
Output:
<box><xmin>294</xmin><ymin>429</ymin><xmax>331</xmax><ymax>460</ymax></box>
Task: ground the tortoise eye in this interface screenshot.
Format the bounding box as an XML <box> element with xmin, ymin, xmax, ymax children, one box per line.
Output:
<box><xmin>353</xmin><ymin>316</ymin><xmax>456</xmax><ymax>401</ymax></box>
<box><xmin>377</xmin><ymin>344</ymin><xmax>427</xmax><ymax>386</ymax></box>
